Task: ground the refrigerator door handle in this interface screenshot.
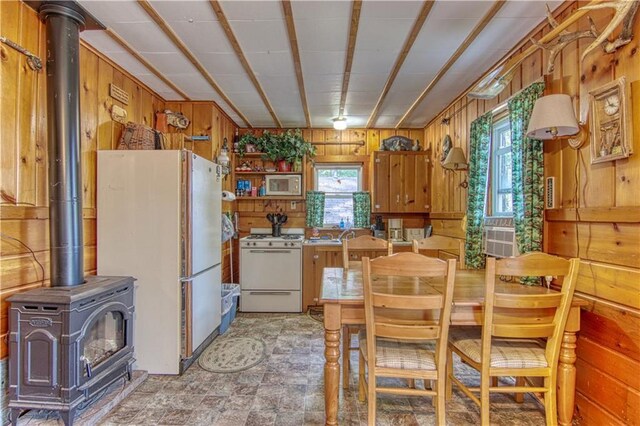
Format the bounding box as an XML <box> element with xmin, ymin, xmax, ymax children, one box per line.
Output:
<box><xmin>182</xmin><ymin>281</ymin><xmax>193</xmax><ymax>358</ymax></box>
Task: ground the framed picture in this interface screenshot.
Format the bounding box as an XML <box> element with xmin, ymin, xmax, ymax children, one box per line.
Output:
<box><xmin>589</xmin><ymin>77</ymin><xmax>633</xmax><ymax>164</ymax></box>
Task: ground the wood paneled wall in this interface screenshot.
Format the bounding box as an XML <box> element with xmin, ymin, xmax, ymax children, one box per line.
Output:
<box><xmin>0</xmin><ymin>1</ymin><xmax>238</xmax><ymax>360</ymax></box>
<box><xmin>424</xmin><ymin>2</ymin><xmax>640</xmax><ymax>423</ymax></box>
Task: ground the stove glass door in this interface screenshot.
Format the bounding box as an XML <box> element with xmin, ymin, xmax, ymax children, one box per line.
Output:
<box><xmin>83</xmin><ymin>311</ymin><xmax>125</xmax><ymax>374</ymax></box>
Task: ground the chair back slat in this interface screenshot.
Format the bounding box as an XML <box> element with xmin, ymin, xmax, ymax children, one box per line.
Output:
<box><xmin>369</xmin><ymin>252</ymin><xmax>449</xmax><ymax>277</ymax></box>
<box><xmin>495</xmin><ymin>251</ymin><xmax>571</xmax><ymax>277</ymax></box>
<box><xmin>492</xmin><ymin>323</ymin><xmax>556</xmax><ymax>339</ymax></box>
<box><xmin>376</xmin><ymin>323</ymin><xmax>441</xmax><ymax>341</ymax></box>
<box><xmin>372</xmin><ymin>293</ymin><xmax>444</xmax><ymax>310</ymax></box>
<box><xmin>494</xmin><ymin>293</ymin><xmax>563</xmax><ymax>309</ymax></box>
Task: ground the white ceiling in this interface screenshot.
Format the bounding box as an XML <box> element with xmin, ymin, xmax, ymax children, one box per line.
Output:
<box><xmin>79</xmin><ymin>0</ymin><xmax>561</xmax><ymax>129</ymax></box>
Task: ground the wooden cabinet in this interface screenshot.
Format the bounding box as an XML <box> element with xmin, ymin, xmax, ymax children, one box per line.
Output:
<box><xmin>302</xmin><ymin>245</ymin><xmax>343</xmax><ymax>311</ymax></box>
<box><xmin>373</xmin><ymin>151</ymin><xmax>430</xmax><ymax>213</ymax></box>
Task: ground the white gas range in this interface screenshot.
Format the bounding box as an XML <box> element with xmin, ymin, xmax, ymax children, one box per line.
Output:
<box><xmin>239</xmin><ymin>228</ymin><xmax>304</xmax><ymax>312</ymax></box>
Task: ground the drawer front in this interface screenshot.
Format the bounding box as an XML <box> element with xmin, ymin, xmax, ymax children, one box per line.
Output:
<box><xmin>240</xmin><ymin>290</ymin><xmax>301</xmax><ymax>313</ymax></box>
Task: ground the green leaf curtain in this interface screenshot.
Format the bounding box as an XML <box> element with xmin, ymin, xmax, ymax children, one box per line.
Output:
<box><xmin>508</xmin><ymin>82</ymin><xmax>545</xmax><ymax>255</ymax></box>
<box><xmin>352</xmin><ymin>192</ymin><xmax>371</xmax><ymax>228</ymax></box>
<box><xmin>306</xmin><ymin>191</ymin><xmax>325</xmax><ymax>227</ymax></box>
<box><xmin>464</xmin><ymin>111</ymin><xmax>493</xmax><ymax>269</ymax></box>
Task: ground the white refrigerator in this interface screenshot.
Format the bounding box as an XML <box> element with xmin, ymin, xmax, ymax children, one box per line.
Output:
<box><xmin>97</xmin><ymin>150</ymin><xmax>222</xmax><ymax>375</ymax></box>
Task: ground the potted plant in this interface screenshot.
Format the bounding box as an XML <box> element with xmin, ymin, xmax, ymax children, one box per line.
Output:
<box><xmin>262</xmin><ymin>129</ymin><xmax>315</xmax><ymax>172</ymax></box>
<box><xmin>237</xmin><ymin>132</ymin><xmax>259</xmax><ymax>156</ymax></box>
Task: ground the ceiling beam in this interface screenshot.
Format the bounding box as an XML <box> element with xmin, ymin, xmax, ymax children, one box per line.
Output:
<box><xmin>396</xmin><ymin>0</ymin><xmax>506</xmax><ymax>128</ymax></box>
<box><xmin>209</xmin><ymin>1</ymin><xmax>282</xmax><ymax>128</ymax></box>
<box><xmin>338</xmin><ymin>0</ymin><xmax>362</xmax><ymax>119</ymax></box>
<box><xmin>137</xmin><ymin>0</ymin><xmax>252</xmax><ymax>128</ymax></box>
<box><xmin>365</xmin><ymin>0</ymin><xmax>436</xmax><ymax>129</ymax></box>
<box><xmin>281</xmin><ymin>0</ymin><xmax>311</xmax><ymax>128</ymax></box>
<box><xmin>104</xmin><ymin>28</ymin><xmax>191</xmax><ymax>101</ymax></box>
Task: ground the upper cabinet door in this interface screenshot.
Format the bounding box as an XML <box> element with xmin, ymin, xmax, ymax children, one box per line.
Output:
<box><xmin>389</xmin><ymin>153</ymin><xmax>404</xmax><ymax>212</ymax></box>
<box><xmin>373</xmin><ymin>152</ymin><xmax>390</xmax><ymax>212</ymax></box>
<box><xmin>404</xmin><ymin>154</ymin><xmax>430</xmax><ymax>213</ymax></box>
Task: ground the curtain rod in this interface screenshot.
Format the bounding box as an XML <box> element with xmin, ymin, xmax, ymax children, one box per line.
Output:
<box><xmin>440</xmin><ymin>77</ymin><xmax>545</xmax><ymax>125</ymax></box>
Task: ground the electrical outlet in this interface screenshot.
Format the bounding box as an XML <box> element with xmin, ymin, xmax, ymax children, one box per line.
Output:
<box><xmin>290</xmin><ymin>201</ymin><xmax>297</xmax><ymax>210</ymax></box>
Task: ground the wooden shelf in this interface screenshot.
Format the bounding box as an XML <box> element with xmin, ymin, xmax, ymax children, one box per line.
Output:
<box><xmin>234</xmin><ymin>171</ymin><xmax>303</xmax><ymax>175</ymax></box>
<box><xmin>235</xmin><ymin>195</ymin><xmax>305</xmax><ymax>201</ymax></box>
<box><xmin>234</xmin><ymin>152</ymin><xmax>266</xmax><ymax>158</ymax></box>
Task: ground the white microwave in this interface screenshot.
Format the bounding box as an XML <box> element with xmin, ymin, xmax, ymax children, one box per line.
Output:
<box><xmin>265</xmin><ymin>174</ymin><xmax>302</xmax><ymax>196</ymax></box>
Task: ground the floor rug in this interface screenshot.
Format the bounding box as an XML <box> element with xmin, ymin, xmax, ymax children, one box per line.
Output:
<box><xmin>198</xmin><ymin>337</ymin><xmax>266</xmax><ymax>373</ymax></box>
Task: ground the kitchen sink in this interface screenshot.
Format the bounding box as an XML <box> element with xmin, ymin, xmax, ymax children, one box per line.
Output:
<box><xmin>305</xmin><ymin>238</ymin><xmax>342</xmax><ymax>245</ymax></box>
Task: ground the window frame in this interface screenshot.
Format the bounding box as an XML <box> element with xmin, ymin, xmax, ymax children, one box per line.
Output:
<box><xmin>313</xmin><ymin>163</ymin><xmax>363</xmax><ymax>227</ymax></box>
<box><xmin>489</xmin><ymin>115</ymin><xmax>513</xmax><ymax>217</ymax></box>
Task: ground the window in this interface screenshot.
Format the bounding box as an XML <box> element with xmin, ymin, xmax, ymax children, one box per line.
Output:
<box><xmin>314</xmin><ymin>164</ymin><xmax>363</xmax><ymax>227</ymax></box>
<box><xmin>490</xmin><ymin>117</ymin><xmax>513</xmax><ymax>216</ymax></box>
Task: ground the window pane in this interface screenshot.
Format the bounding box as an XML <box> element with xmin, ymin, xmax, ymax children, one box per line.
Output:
<box><xmin>496</xmin><ymin>193</ymin><xmax>513</xmax><ymax>214</ymax></box>
<box><xmin>323</xmin><ymin>197</ymin><xmax>353</xmax><ymax>226</ymax></box>
<box><xmin>498</xmin><ymin>152</ymin><xmax>512</xmax><ymax>190</ymax></box>
<box><xmin>499</xmin><ymin>129</ymin><xmax>511</xmax><ymax>148</ymax></box>
<box><xmin>317</xmin><ymin>169</ymin><xmax>359</xmax><ymax>192</ymax></box>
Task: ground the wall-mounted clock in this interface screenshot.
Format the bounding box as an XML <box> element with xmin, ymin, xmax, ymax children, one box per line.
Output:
<box><xmin>589</xmin><ymin>77</ymin><xmax>633</xmax><ymax>164</ymax></box>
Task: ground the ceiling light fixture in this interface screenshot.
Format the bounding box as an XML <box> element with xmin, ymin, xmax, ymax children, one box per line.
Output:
<box><xmin>332</xmin><ymin>117</ymin><xmax>347</xmax><ymax>130</ymax></box>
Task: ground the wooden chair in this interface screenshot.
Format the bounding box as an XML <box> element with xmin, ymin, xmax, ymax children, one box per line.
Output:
<box><xmin>412</xmin><ymin>235</ymin><xmax>466</xmax><ymax>269</ymax></box>
<box><xmin>341</xmin><ymin>235</ymin><xmax>392</xmax><ymax>388</ymax></box>
<box><xmin>359</xmin><ymin>253</ymin><xmax>457</xmax><ymax>425</ymax></box>
<box><xmin>447</xmin><ymin>252</ymin><xmax>580</xmax><ymax>426</ymax></box>
<box><xmin>342</xmin><ymin>235</ymin><xmax>392</xmax><ymax>269</ymax></box>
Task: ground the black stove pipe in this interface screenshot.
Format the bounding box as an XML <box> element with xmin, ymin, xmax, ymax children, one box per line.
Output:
<box><xmin>40</xmin><ymin>3</ymin><xmax>85</xmax><ymax>287</ymax></box>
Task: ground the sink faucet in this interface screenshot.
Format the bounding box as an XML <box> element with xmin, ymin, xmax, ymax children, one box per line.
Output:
<box><xmin>337</xmin><ymin>229</ymin><xmax>356</xmax><ymax>242</ymax></box>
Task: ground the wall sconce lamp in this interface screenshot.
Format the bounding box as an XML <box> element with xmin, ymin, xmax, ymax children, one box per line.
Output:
<box><xmin>442</xmin><ymin>147</ymin><xmax>469</xmax><ymax>188</ymax></box>
<box><xmin>526</xmin><ymin>94</ymin><xmax>588</xmax><ymax>149</ymax></box>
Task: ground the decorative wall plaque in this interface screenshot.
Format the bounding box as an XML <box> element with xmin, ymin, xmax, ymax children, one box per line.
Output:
<box><xmin>109</xmin><ymin>83</ymin><xmax>129</xmax><ymax>105</ymax></box>
<box><xmin>589</xmin><ymin>77</ymin><xmax>633</xmax><ymax>164</ymax></box>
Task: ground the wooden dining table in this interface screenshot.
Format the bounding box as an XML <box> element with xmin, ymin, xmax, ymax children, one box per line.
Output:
<box><xmin>319</xmin><ymin>266</ymin><xmax>587</xmax><ymax>426</ymax></box>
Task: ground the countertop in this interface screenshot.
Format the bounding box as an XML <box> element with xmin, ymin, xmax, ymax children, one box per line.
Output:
<box><xmin>303</xmin><ymin>239</ymin><xmax>412</xmax><ymax>247</ymax></box>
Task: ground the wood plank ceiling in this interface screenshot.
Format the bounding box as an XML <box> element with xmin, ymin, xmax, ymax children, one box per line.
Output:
<box><xmin>79</xmin><ymin>0</ymin><xmax>562</xmax><ymax>129</ymax></box>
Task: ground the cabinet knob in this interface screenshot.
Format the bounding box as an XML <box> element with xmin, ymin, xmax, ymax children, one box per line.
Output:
<box><xmin>313</xmin><ymin>254</ymin><xmax>319</xmax><ymax>260</ymax></box>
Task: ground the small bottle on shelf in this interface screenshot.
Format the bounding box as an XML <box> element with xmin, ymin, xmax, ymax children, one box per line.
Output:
<box><xmin>259</xmin><ymin>177</ymin><xmax>266</xmax><ymax>197</ymax></box>
<box><xmin>339</xmin><ymin>217</ymin><xmax>345</xmax><ymax>229</ymax></box>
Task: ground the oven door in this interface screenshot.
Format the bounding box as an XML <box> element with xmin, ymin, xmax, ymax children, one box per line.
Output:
<box><xmin>240</xmin><ymin>247</ymin><xmax>301</xmax><ymax>290</ymax></box>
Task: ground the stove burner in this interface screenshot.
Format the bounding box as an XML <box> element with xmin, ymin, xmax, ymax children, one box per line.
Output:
<box><xmin>282</xmin><ymin>235</ymin><xmax>303</xmax><ymax>240</ymax></box>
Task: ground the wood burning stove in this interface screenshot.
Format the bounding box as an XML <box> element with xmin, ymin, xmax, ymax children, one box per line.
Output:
<box><xmin>6</xmin><ymin>3</ymin><xmax>134</xmax><ymax>425</ymax></box>
<box><xmin>8</xmin><ymin>276</ymin><xmax>135</xmax><ymax>426</ymax></box>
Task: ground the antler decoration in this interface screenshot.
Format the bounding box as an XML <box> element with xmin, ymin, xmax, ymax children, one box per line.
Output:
<box><xmin>532</xmin><ymin>5</ymin><xmax>600</xmax><ymax>73</ymax></box>
<box><xmin>602</xmin><ymin>0</ymin><xmax>639</xmax><ymax>53</ymax></box>
<box><xmin>579</xmin><ymin>0</ymin><xmax>639</xmax><ymax>62</ymax></box>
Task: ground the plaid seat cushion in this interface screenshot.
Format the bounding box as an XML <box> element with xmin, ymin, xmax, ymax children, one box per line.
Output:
<box><xmin>359</xmin><ymin>330</ymin><xmax>436</xmax><ymax>371</ymax></box>
<box><xmin>449</xmin><ymin>328</ymin><xmax>548</xmax><ymax>369</ymax></box>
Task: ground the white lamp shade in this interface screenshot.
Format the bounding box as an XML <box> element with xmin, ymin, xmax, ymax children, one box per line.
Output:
<box><xmin>332</xmin><ymin>117</ymin><xmax>347</xmax><ymax>130</ymax></box>
<box><xmin>442</xmin><ymin>147</ymin><xmax>468</xmax><ymax>170</ymax></box>
<box><xmin>526</xmin><ymin>94</ymin><xmax>579</xmax><ymax>140</ymax></box>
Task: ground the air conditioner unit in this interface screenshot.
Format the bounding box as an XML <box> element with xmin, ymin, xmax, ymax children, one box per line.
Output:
<box><xmin>483</xmin><ymin>226</ymin><xmax>519</xmax><ymax>258</ymax></box>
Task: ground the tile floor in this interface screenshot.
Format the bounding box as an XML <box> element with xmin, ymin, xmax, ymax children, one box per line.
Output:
<box><xmin>101</xmin><ymin>313</ymin><xmax>548</xmax><ymax>425</ymax></box>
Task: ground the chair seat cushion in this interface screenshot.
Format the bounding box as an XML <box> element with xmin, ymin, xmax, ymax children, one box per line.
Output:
<box><xmin>359</xmin><ymin>330</ymin><xmax>436</xmax><ymax>371</ymax></box>
<box><xmin>449</xmin><ymin>328</ymin><xmax>548</xmax><ymax>369</ymax></box>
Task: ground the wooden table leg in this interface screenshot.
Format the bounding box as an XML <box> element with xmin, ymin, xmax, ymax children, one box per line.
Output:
<box><xmin>557</xmin><ymin>307</ymin><xmax>580</xmax><ymax>426</ymax></box>
<box><xmin>324</xmin><ymin>303</ymin><xmax>342</xmax><ymax>426</ymax></box>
